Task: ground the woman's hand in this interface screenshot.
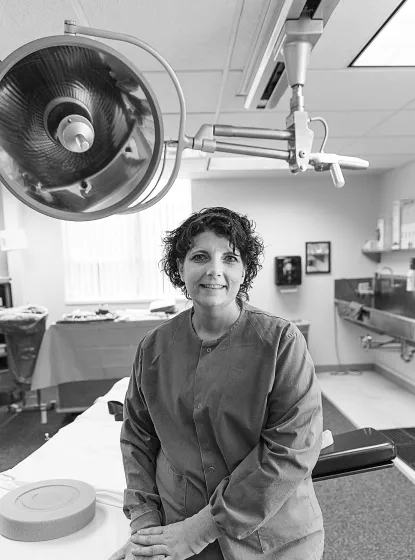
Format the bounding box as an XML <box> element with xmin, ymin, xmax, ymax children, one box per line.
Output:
<box><xmin>108</xmin><ymin>535</ymin><xmax>167</xmax><ymax>560</ymax></box>
<box><xmin>130</xmin><ymin>521</ymin><xmax>208</xmax><ymax>560</ymax></box>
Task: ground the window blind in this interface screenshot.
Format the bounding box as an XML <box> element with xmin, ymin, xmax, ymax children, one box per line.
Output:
<box><xmin>62</xmin><ymin>180</ymin><xmax>191</xmax><ymax>303</ymax></box>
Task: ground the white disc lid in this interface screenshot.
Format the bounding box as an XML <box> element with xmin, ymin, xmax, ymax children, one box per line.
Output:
<box><xmin>0</xmin><ymin>479</ymin><xmax>96</xmax><ymax>541</ymax></box>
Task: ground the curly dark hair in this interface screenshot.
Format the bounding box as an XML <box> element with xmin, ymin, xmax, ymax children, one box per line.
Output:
<box><xmin>159</xmin><ymin>207</ymin><xmax>265</xmax><ymax>301</ymax></box>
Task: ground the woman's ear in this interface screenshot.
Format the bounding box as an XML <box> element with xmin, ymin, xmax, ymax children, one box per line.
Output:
<box><xmin>177</xmin><ymin>258</ymin><xmax>184</xmax><ymax>281</ymax></box>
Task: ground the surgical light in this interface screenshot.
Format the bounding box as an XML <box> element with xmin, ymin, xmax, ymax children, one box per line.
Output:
<box><xmin>0</xmin><ymin>18</ymin><xmax>369</xmax><ymax>221</ymax></box>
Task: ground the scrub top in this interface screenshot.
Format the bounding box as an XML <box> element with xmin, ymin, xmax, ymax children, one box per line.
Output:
<box><xmin>121</xmin><ymin>301</ymin><xmax>324</xmax><ymax>560</ymax></box>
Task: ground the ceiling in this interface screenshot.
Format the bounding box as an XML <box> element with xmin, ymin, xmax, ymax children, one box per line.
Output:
<box><xmin>0</xmin><ymin>0</ymin><xmax>414</xmax><ymax>184</ymax></box>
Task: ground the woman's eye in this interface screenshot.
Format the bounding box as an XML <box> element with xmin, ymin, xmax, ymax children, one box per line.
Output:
<box><xmin>191</xmin><ymin>254</ymin><xmax>238</xmax><ymax>262</ymax></box>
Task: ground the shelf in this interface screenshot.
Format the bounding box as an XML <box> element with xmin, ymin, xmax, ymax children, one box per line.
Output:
<box><xmin>362</xmin><ymin>247</ymin><xmax>415</xmax><ymax>263</ymax></box>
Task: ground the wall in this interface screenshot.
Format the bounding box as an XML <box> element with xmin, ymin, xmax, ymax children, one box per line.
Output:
<box><xmin>192</xmin><ymin>171</ymin><xmax>381</xmax><ymax>366</ymax></box>
<box><xmin>1</xmin><ymin>171</ymin><xmax>382</xmax><ymax>367</ymax></box>
<box><xmin>0</xmin><ymin>186</ymin><xmax>9</xmax><ymax>279</ymax></box>
<box><xmin>0</xmin><ymin>186</ymin><xmax>25</xmax><ymax>303</ymax></box>
<box><xmin>371</xmin><ymin>161</ymin><xmax>415</xmax><ymax>388</ymax></box>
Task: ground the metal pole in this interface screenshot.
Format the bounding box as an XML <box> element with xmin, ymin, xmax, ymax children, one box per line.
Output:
<box><xmin>214</xmin><ymin>142</ymin><xmax>290</xmax><ymax>160</ymax></box>
<box><xmin>213</xmin><ymin>125</ymin><xmax>293</xmax><ymax>141</ymax></box>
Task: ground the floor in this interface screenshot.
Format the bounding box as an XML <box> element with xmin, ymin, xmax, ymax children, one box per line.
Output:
<box><xmin>317</xmin><ymin>369</ymin><xmax>415</xmax><ymax>485</ymax></box>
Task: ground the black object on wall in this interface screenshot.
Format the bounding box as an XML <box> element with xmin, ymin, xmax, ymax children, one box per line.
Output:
<box><xmin>0</xmin><ymin>280</ymin><xmax>12</xmax><ymax>309</ymax></box>
<box><xmin>0</xmin><ymin>279</ymin><xmax>12</xmax><ymax>375</ymax></box>
<box><xmin>275</xmin><ymin>256</ymin><xmax>302</xmax><ymax>286</ymax></box>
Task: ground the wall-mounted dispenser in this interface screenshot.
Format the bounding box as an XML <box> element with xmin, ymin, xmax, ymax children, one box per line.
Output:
<box><xmin>275</xmin><ymin>256</ymin><xmax>302</xmax><ymax>287</ymax></box>
<box><xmin>407</xmin><ymin>258</ymin><xmax>415</xmax><ymax>292</ymax></box>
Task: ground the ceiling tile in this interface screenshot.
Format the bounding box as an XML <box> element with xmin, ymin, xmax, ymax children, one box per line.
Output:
<box><xmin>367</xmin><ymin>111</ymin><xmax>415</xmax><ymax>136</ymax></box>
<box><xmin>79</xmin><ymin>0</ymin><xmax>239</xmax><ymax>71</ymax></box>
<box><xmin>0</xmin><ymin>0</ymin><xmax>79</xmax><ymax>60</ymax></box>
<box><xmin>405</xmin><ymin>99</ymin><xmax>415</xmax><ymax>110</ymax></box>
<box><xmin>355</xmin><ymin>155</ymin><xmax>415</xmax><ymax>170</ymax></box>
<box><xmin>143</xmin><ymin>71</ymin><xmax>222</xmax><ymax>114</ymax></box>
<box><xmin>162</xmin><ymin>114</ymin><xmax>215</xmax><ymax>141</ymax></box>
<box><xmin>342</xmin><ymin>136</ymin><xmax>415</xmax><ymax>156</ymax></box>
<box><xmin>304</xmin><ymin>69</ymin><xmax>415</xmax><ymax>111</ymax></box>
<box><xmin>219</xmin><ymin>71</ymin><xmax>249</xmax><ymax>112</ymax></box>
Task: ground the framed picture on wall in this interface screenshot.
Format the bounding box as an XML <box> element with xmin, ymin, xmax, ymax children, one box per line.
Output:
<box><xmin>305</xmin><ymin>241</ymin><xmax>331</xmax><ymax>274</ymax></box>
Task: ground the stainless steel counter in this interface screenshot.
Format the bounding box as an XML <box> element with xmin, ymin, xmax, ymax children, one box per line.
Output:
<box><xmin>335</xmin><ymin>298</ymin><xmax>415</xmax><ymax>344</ymax></box>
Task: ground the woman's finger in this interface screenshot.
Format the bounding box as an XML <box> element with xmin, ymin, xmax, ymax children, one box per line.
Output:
<box><xmin>131</xmin><ymin>544</ymin><xmax>168</xmax><ymax>557</ymax></box>
<box><xmin>135</xmin><ymin>526</ymin><xmax>164</xmax><ymax>535</ymax></box>
<box><xmin>130</xmin><ymin>556</ymin><xmax>166</xmax><ymax>560</ymax></box>
<box><xmin>132</xmin><ymin>534</ymin><xmax>164</xmax><ymax>546</ymax></box>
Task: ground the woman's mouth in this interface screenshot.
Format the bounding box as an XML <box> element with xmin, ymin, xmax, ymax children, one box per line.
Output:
<box><xmin>200</xmin><ymin>284</ymin><xmax>225</xmax><ymax>290</ymax></box>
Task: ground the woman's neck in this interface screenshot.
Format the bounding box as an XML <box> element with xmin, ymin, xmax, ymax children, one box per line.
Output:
<box><xmin>192</xmin><ymin>301</ymin><xmax>241</xmax><ymax>340</ymax></box>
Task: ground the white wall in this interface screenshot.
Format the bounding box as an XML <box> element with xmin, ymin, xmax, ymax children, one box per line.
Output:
<box><xmin>370</xmin><ymin>161</ymin><xmax>415</xmax><ymax>387</ymax></box>
<box><xmin>0</xmin><ymin>186</ymin><xmax>9</xmax><ymax>279</ymax></box>
<box><xmin>0</xmin><ymin>186</ymin><xmax>25</xmax><ymax>303</ymax></box>
<box><xmin>192</xmin><ymin>171</ymin><xmax>381</xmax><ymax>366</ymax></box>
<box><xmin>1</xmin><ymin>170</ymin><xmax>383</xmax><ymax>367</ymax></box>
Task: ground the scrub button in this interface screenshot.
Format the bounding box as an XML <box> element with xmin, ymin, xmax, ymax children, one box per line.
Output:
<box><xmin>206</xmin><ymin>348</ymin><xmax>212</xmax><ymax>353</ymax></box>
<box><xmin>197</xmin><ymin>403</ymin><xmax>202</xmax><ymax>409</ymax></box>
<box><xmin>209</xmin><ymin>466</ymin><xmax>215</xmax><ymax>472</ymax></box>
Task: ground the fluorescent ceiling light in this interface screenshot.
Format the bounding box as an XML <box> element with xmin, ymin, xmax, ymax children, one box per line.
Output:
<box><xmin>352</xmin><ymin>1</ymin><xmax>415</xmax><ymax>67</ymax></box>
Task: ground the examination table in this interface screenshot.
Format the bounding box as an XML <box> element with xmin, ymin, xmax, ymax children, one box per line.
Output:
<box><xmin>0</xmin><ymin>377</ymin><xmax>396</xmax><ymax>559</ymax></box>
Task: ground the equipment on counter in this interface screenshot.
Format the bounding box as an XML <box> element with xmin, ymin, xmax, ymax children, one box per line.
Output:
<box><xmin>0</xmin><ymin>479</ymin><xmax>96</xmax><ymax>542</ymax></box>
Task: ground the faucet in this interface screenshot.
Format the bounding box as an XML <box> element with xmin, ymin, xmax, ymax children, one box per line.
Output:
<box><xmin>378</xmin><ymin>266</ymin><xmax>399</xmax><ymax>292</ymax></box>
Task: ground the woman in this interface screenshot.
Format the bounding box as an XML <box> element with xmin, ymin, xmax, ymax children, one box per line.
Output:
<box><xmin>109</xmin><ymin>207</ymin><xmax>324</xmax><ymax>560</ymax></box>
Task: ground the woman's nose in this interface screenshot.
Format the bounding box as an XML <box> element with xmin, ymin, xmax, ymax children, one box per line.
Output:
<box><xmin>206</xmin><ymin>257</ymin><xmax>224</xmax><ymax>276</ymax></box>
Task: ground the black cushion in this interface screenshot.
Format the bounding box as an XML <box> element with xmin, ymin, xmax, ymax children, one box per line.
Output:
<box><xmin>107</xmin><ymin>401</ymin><xmax>397</xmax><ymax>481</ymax></box>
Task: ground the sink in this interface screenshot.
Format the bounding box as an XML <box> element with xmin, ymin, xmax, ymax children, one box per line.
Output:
<box><xmin>367</xmin><ymin>308</ymin><xmax>415</xmax><ymax>343</ymax></box>
<box><xmin>335</xmin><ymin>299</ymin><xmax>415</xmax><ymax>343</ymax></box>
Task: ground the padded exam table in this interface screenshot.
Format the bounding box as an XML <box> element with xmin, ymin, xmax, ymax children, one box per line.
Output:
<box><xmin>0</xmin><ymin>378</ymin><xmax>396</xmax><ymax>559</ymax></box>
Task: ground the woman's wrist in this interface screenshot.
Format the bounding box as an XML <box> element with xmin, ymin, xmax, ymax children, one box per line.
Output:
<box><xmin>130</xmin><ymin>510</ymin><xmax>162</xmax><ymax>536</ymax></box>
<box><xmin>184</xmin><ymin>504</ymin><xmax>223</xmax><ymax>546</ymax></box>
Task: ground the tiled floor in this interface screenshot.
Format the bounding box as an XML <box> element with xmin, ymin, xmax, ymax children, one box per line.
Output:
<box><xmin>318</xmin><ymin>369</ymin><xmax>415</xmax><ymax>485</ymax></box>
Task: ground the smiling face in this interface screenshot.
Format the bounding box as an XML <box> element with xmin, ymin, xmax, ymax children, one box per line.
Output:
<box><xmin>178</xmin><ymin>230</ymin><xmax>245</xmax><ymax>312</ymax></box>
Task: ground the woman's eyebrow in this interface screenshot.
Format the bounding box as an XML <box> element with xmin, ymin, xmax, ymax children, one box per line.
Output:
<box><xmin>190</xmin><ymin>248</ymin><xmax>240</xmax><ymax>256</ymax></box>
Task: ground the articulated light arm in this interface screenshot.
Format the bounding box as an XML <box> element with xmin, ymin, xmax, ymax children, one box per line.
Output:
<box><xmin>64</xmin><ymin>17</ymin><xmax>368</xmax><ymax>214</ymax></box>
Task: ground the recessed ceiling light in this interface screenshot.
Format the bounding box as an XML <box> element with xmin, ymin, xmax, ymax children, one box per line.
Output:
<box><xmin>352</xmin><ymin>1</ymin><xmax>415</xmax><ymax>67</ymax></box>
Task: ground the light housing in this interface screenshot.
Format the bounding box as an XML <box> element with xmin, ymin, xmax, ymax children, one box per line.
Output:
<box><xmin>0</xmin><ymin>35</ymin><xmax>164</xmax><ymax>221</ymax></box>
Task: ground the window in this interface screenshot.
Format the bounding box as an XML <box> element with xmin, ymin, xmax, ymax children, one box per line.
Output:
<box><xmin>62</xmin><ymin>180</ymin><xmax>191</xmax><ymax>303</ymax></box>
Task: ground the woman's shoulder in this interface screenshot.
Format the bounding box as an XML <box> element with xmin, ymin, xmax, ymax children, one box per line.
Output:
<box><xmin>243</xmin><ymin>302</ymin><xmax>301</xmax><ymax>341</ymax></box>
<box><xmin>140</xmin><ymin>308</ymin><xmax>191</xmax><ymax>349</ymax></box>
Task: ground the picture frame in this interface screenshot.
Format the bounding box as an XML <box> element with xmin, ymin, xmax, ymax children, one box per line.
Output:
<box><xmin>305</xmin><ymin>241</ymin><xmax>331</xmax><ymax>274</ymax></box>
